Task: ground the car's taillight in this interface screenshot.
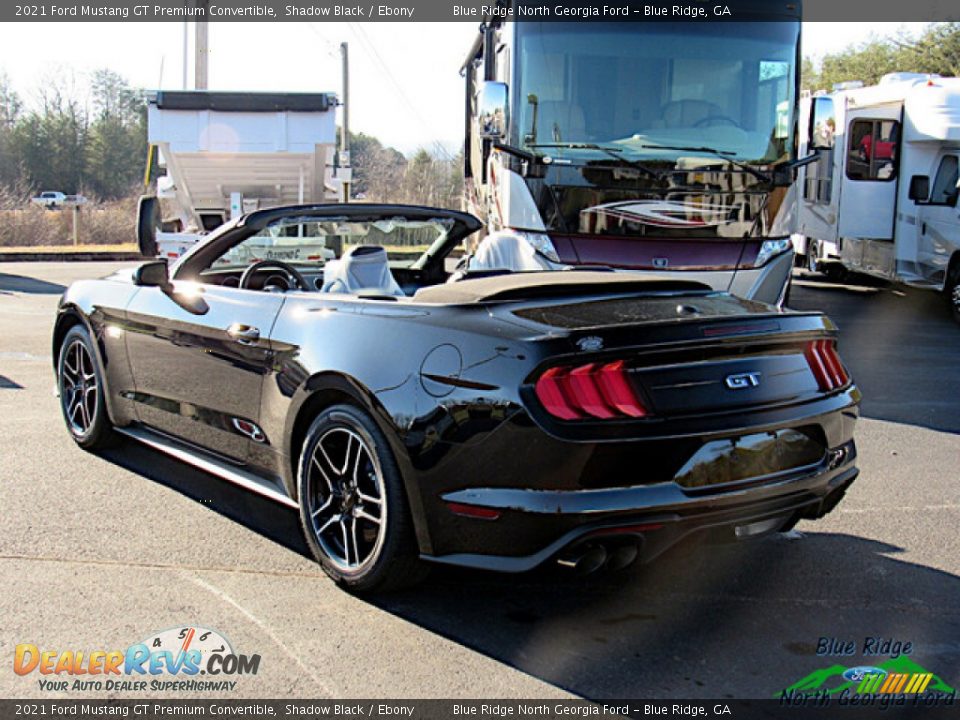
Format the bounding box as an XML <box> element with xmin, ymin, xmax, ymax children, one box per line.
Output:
<box><xmin>534</xmin><ymin>361</ymin><xmax>648</xmax><ymax>421</ymax></box>
<box><xmin>804</xmin><ymin>339</ymin><xmax>849</xmax><ymax>391</ymax></box>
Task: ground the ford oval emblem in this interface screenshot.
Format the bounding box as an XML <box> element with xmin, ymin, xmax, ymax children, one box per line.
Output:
<box><xmin>842</xmin><ymin>666</ymin><xmax>887</xmax><ymax>683</ymax></box>
<box><xmin>576</xmin><ymin>336</ymin><xmax>604</xmax><ymax>352</ymax></box>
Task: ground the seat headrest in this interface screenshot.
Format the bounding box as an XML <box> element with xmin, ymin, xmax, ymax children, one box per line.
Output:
<box><xmin>321</xmin><ymin>244</ymin><xmax>404</xmax><ymax>297</ymax></box>
<box><xmin>345</xmin><ymin>245</ymin><xmax>385</xmax><ymax>258</ymax></box>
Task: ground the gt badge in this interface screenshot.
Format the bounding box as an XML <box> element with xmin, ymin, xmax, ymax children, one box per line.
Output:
<box><xmin>725</xmin><ymin>372</ymin><xmax>761</xmax><ymax>389</ymax></box>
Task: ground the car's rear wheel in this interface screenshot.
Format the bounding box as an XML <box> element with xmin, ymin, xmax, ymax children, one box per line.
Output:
<box><xmin>57</xmin><ymin>325</ymin><xmax>116</xmax><ymax>450</ymax></box>
<box><xmin>296</xmin><ymin>404</ymin><xmax>427</xmax><ymax>593</ymax></box>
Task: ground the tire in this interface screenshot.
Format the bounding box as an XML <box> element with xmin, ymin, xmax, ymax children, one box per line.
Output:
<box><xmin>57</xmin><ymin>325</ymin><xmax>117</xmax><ymax>450</ymax></box>
<box><xmin>947</xmin><ymin>263</ymin><xmax>960</xmax><ymax>326</ymax></box>
<box><xmin>806</xmin><ymin>240</ymin><xmax>820</xmax><ymax>274</ymax></box>
<box><xmin>296</xmin><ymin>404</ymin><xmax>427</xmax><ymax>593</ymax></box>
<box><xmin>824</xmin><ymin>264</ymin><xmax>848</xmax><ymax>283</ymax></box>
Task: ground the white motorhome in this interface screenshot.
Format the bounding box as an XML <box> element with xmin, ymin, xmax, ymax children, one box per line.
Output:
<box><xmin>794</xmin><ymin>73</ymin><xmax>960</xmax><ymax>321</ymax></box>
<box><xmin>461</xmin><ymin>10</ymin><xmax>809</xmax><ymax>307</ymax></box>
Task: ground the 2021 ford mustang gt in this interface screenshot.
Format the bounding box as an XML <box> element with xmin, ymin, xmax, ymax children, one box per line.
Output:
<box><xmin>54</xmin><ymin>203</ymin><xmax>860</xmax><ymax>592</ymax></box>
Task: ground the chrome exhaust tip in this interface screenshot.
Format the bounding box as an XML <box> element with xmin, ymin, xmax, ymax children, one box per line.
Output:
<box><xmin>557</xmin><ymin>544</ymin><xmax>607</xmax><ymax>575</ymax></box>
<box><xmin>604</xmin><ymin>542</ymin><xmax>639</xmax><ymax>571</ymax></box>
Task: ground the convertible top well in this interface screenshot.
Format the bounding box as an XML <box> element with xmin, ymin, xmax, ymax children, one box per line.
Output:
<box><xmin>412</xmin><ymin>271</ymin><xmax>711</xmax><ymax>304</ymax></box>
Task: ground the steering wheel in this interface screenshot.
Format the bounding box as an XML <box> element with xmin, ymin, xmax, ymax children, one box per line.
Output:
<box><xmin>693</xmin><ymin>115</ymin><xmax>742</xmax><ymax>129</ymax></box>
<box><xmin>239</xmin><ymin>260</ymin><xmax>309</xmax><ymax>291</ymax></box>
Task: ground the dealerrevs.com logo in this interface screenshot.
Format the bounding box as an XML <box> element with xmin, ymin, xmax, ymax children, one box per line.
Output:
<box><xmin>14</xmin><ymin>626</ymin><xmax>260</xmax><ymax>693</ymax></box>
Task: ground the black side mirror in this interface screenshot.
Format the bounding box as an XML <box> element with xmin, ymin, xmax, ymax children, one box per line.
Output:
<box><xmin>908</xmin><ymin>175</ymin><xmax>930</xmax><ymax>203</ymax></box>
<box><xmin>133</xmin><ymin>260</ymin><xmax>170</xmax><ymax>289</ymax></box>
<box><xmin>136</xmin><ymin>195</ymin><xmax>159</xmax><ymax>257</ymax></box>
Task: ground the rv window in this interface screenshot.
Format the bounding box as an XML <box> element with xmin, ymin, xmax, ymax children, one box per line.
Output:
<box><xmin>930</xmin><ymin>155</ymin><xmax>959</xmax><ymax>206</ymax></box>
<box><xmin>846</xmin><ymin>119</ymin><xmax>899</xmax><ymax>182</ymax></box>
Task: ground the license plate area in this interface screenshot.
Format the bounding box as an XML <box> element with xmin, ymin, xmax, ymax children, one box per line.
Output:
<box><xmin>673</xmin><ymin>427</ymin><xmax>825</xmax><ymax>491</ymax></box>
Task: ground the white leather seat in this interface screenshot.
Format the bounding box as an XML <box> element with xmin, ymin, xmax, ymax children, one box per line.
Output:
<box><xmin>458</xmin><ymin>231</ymin><xmax>564</xmax><ymax>278</ymax></box>
<box><xmin>321</xmin><ymin>245</ymin><xmax>404</xmax><ymax>296</ymax></box>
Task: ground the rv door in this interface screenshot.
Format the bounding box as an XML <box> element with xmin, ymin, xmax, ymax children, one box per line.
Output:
<box><xmin>914</xmin><ymin>152</ymin><xmax>960</xmax><ymax>287</ymax></box>
<box><xmin>838</xmin><ymin>109</ymin><xmax>902</xmax><ymax>278</ymax></box>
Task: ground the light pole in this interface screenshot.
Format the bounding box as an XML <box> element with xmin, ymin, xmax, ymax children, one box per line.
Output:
<box><xmin>340</xmin><ymin>42</ymin><xmax>351</xmax><ymax>203</ymax></box>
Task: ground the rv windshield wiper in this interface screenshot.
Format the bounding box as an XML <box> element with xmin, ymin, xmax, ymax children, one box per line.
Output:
<box><xmin>527</xmin><ymin>142</ymin><xmax>663</xmax><ymax>179</ymax></box>
<box><xmin>630</xmin><ymin>143</ymin><xmax>774</xmax><ymax>185</ymax></box>
<box><xmin>492</xmin><ymin>142</ymin><xmax>540</xmax><ymax>164</ymax></box>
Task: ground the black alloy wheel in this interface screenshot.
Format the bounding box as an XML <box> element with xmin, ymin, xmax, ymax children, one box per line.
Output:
<box><xmin>297</xmin><ymin>404</ymin><xmax>427</xmax><ymax>592</ymax></box>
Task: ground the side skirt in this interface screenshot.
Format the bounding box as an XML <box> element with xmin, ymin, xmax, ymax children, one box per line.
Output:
<box><xmin>116</xmin><ymin>426</ymin><xmax>298</xmax><ymax>509</ymax></box>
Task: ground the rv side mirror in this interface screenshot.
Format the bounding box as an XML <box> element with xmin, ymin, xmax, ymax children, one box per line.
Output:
<box><xmin>477</xmin><ymin>81</ymin><xmax>509</xmax><ymax>140</ymax></box>
<box><xmin>908</xmin><ymin>175</ymin><xmax>930</xmax><ymax>203</ymax></box>
<box><xmin>809</xmin><ymin>97</ymin><xmax>836</xmax><ymax>151</ymax></box>
<box><xmin>133</xmin><ymin>259</ymin><xmax>170</xmax><ymax>289</ymax></box>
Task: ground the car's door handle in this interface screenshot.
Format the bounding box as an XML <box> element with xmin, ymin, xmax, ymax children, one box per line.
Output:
<box><xmin>227</xmin><ymin>324</ymin><xmax>260</xmax><ymax>344</ymax></box>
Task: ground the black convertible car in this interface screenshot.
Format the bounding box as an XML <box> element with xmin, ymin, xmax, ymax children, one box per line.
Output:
<box><xmin>54</xmin><ymin>204</ymin><xmax>860</xmax><ymax>592</ymax></box>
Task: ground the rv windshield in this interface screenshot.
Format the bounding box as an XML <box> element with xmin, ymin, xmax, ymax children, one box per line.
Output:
<box><xmin>514</xmin><ymin>22</ymin><xmax>799</xmax><ymax>164</ymax></box>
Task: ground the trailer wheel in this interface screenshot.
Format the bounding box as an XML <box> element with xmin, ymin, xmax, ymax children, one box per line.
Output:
<box><xmin>806</xmin><ymin>240</ymin><xmax>820</xmax><ymax>274</ymax></box>
<box><xmin>947</xmin><ymin>262</ymin><xmax>960</xmax><ymax>326</ymax></box>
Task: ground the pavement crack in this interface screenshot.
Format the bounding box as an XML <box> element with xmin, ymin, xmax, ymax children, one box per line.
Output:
<box><xmin>187</xmin><ymin>574</ymin><xmax>337</xmax><ymax>698</ymax></box>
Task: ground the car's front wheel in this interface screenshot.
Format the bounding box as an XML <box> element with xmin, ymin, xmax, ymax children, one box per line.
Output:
<box><xmin>296</xmin><ymin>404</ymin><xmax>427</xmax><ymax>593</ymax></box>
<box><xmin>57</xmin><ymin>325</ymin><xmax>116</xmax><ymax>449</ymax></box>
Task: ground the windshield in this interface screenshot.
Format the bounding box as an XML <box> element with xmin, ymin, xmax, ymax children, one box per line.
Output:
<box><xmin>211</xmin><ymin>216</ymin><xmax>455</xmax><ymax>271</ymax></box>
<box><xmin>513</xmin><ymin>22</ymin><xmax>799</xmax><ymax>164</ymax></box>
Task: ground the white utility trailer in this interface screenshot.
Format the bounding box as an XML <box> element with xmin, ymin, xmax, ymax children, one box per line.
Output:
<box><xmin>139</xmin><ymin>90</ymin><xmax>344</xmax><ymax>259</ymax></box>
<box><xmin>794</xmin><ymin>73</ymin><xmax>960</xmax><ymax>321</ymax></box>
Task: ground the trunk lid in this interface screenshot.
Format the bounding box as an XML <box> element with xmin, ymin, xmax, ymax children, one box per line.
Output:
<box><xmin>500</xmin><ymin>289</ymin><xmax>848</xmax><ymax>433</ymax></box>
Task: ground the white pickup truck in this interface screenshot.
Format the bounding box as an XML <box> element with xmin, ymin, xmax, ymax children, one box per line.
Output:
<box><xmin>31</xmin><ymin>191</ymin><xmax>66</xmax><ymax>209</ymax></box>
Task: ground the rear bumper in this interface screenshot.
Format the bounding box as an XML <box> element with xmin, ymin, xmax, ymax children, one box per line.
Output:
<box><xmin>424</xmin><ymin>442</ymin><xmax>857</xmax><ymax>573</ymax></box>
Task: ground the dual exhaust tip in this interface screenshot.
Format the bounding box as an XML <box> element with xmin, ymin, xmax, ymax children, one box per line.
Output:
<box><xmin>556</xmin><ymin>541</ymin><xmax>639</xmax><ymax>575</ymax></box>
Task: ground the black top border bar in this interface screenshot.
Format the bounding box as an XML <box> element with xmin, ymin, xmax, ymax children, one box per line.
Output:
<box><xmin>5</xmin><ymin>0</ymin><xmax>960</xmax><ymax>22</ymax></box>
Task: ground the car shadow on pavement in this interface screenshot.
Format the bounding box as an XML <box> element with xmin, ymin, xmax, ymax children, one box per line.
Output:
<box><xmin>373</xmin><ymin>533</ymin><xmax>960</xmax><ymax>699</ymax></box>
<box><xmin>0</xmin><ymin>272</ymin><xmax>67</xmax><ymax>295</ymax></box>
<box><xmin>97</xmin><ymin>439</ymin><xmax>960</xmax><ymax>699</ymax></box>
<box><xmin>789</xmin><ymin>273</ymin><xmax>960</xmax><ymax>434</ymax></box>
<box><xmin>98</xmin><ymin>441</ymin><xmax>312</xmax><ymax>559</ymax></box>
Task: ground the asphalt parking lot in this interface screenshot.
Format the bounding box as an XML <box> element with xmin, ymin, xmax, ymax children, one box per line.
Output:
<box><xmin>1</xmin><ymin>261</ymin><xmax>958</xmax><ymax>700</ymax></box>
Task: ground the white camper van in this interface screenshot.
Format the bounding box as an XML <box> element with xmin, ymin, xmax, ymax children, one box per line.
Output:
<box><xmin>794</xmin><ymin>73</ymin><xmax>960</xmax><ymax>322</ymax></box>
